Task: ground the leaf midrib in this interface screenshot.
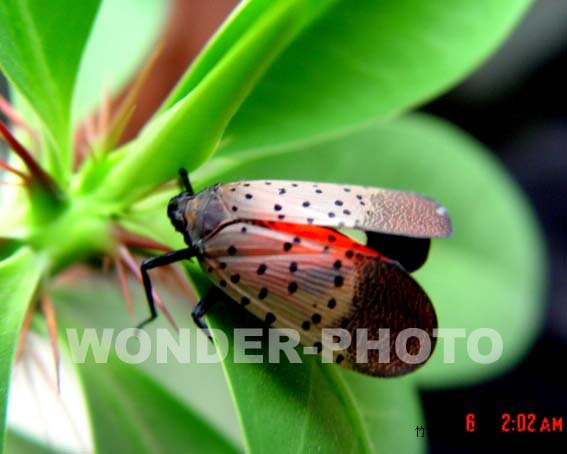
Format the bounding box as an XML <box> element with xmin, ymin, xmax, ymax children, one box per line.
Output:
<box><xmin>294</xmin><ymin>361</ymin><xmax>314</xmax><ymax>452</ymax></box>
<box><xmin>90</xmin><ymin>363</ymin><xmax>162</xmax><ymax>453</ymax></box>
<box><xmin>325</xmin><ymin>366</ymin><xmax>373</xmax><ymax>453</ymax></box>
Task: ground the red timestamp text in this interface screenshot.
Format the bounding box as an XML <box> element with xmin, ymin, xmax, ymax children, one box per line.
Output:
<box><xmin>501</xmin><ymin>413</ymin><xmax>563</xmax><ymax>433</ymax></box>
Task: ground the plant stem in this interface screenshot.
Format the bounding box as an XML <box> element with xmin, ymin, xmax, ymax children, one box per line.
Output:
<box><xmin>0</xmin><ymin>161</ymin><xmax>28</xmax><ymax>180</ymax></box>
<box><xmin>0</xmin><ymin>120</ymin><xmax>60</xmax><ymax>197</ymax></box>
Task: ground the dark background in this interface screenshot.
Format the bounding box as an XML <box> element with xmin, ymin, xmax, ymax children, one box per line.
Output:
<box><xmin>421</xmin><ymin>1</ymin><xmax>566</xmax><ymax>451</ymax></box>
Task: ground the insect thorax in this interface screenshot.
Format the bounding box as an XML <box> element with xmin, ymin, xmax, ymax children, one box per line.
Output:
<box><xmin>167</xmin><ymin>185</ymin><xmax>233</xmax><ymax>244</ymax></box>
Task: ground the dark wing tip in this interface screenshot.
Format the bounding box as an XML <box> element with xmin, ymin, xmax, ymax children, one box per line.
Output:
<box><xmin>343</xmin><ymin>259</ymin><xmax>438</xmax><ymax>377</ymax></box>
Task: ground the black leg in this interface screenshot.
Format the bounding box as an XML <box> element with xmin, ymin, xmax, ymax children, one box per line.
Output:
<box><xmin>192</xmin><ymin>290</ymin><xmax>217</xmax><ymax>340</ymax></box>
<box><xmin>138</xmin><ymin>248</ymin><xmax>195</xmax><ymax>329</ymax></box>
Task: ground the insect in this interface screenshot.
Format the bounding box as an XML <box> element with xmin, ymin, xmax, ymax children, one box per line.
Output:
<box><xmin>140</xmin><ymin>170</ymin><xmax>452</xmax><ymax>377</ymax></box>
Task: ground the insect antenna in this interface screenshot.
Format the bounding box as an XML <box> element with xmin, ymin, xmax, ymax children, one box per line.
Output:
<box><xmin>178</xmin><ymin>168</ymin><xmax>193</xmax><ymax>195</ymax></box>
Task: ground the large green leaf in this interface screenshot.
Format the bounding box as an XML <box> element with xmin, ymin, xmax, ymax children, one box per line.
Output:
<box><xmin>73</xmin><ymin>0</ymin><xmax>168</xmax><ymax>122</ymax></box>
<box><xmin>221</xmin><ymin>0</ymin><xmax>531</xmax><ymax>156</ymax></box>
<box><xmin>6</xmin><ymin>430</ymin><xmax>63</xmax><ymax>454</ymax></box>
<box><xmin>198</xmin><ymin>113</ymin><xmax>544</xmax><ymax>388</ymax></box>
<box><xmin>0</xmin><ymin>0</ymin><xmax>101</xmax><ymax>179</ymax></box>
<box><xmin>0</xmin><ymin>248</ymin><xmax>43</xmax><ymax>452</ymax></box>
<box><xmin>75</xmin><ymin>354</ymin><xmax>237</xmax><ymax>453</ymax></box>
<box><xmin>54</xmin><ymin>275</ymin><xmax>244</xmax><ymax>450</ymax></box>
<box><xmin>159</xmin><ymin>0</ymin><xmax>275</xmax><ymax>111</ymax></box>
<box><xmin>160</xmin><ymin>0</ymin><xmax>339</xmax><ymax>111</ymax></box>
<box><xmin>208</xmin><ymin>304</ymin><xmax>425</xmax><ymax>453</ymax></box>
<box><xmin>88</xmin><ymin>0</ymin><xmax>336</xmax><ymax>206</ymax></box>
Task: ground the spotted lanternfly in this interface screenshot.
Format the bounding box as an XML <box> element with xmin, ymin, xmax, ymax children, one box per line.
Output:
<box><xmin>140</xmin><ymin>170</ymin><xmax>452</xmax><ymax>377</ymax></box>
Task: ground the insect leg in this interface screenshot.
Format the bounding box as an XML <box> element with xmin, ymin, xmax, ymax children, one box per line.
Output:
<box><xmin>191</xmin><ymin>289</ymin><xmax>217</xmax><ymax>341</ymax></box>
<box><xmin>138</xmin><ymin>248</ymin><xmax>195</xmax><ymax>329</ymax></box>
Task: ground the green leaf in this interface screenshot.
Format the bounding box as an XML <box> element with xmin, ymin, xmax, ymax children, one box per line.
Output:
<box><xmin>74</xmin><ymin>354</ymin><xmax>237</xmax><ymax>453</ymax></box>
<box><xmin>89</xmin><ymin>0</ymin><xmax>337</xmax><ymax>206</ymax></box>
<box><xmin>0</xmin><ymin>248</ymin><xmax>44</xmax><ymax>452</ymax></box>
<box><xmin>6</xmin><ymin>430</ymin><xmax>63</xmax><ymax>454</ymax></box>
<box><xmin>73</xmin><ymin>0</ymin><xmax>168</xmax><ymax>122</ymax></box>
<box><xmin>221</xmin><ymin>0</ymin><xmax>531</xmax><ymax>155</ymax></box>
<box><xmin>344</xmin><ymin>372</ymin><xmax>424</xmax><ymax>453</ymax></box>
<box><xmin>160</xmin><ymin>0</ymin><xmax>338</xmax><ymax>111</ymax></box>
<box><xmin>53</xmin><ymin>274</ymin><xmax>244</xmax><ymax>450</ymax></box>
<box><xmin>0</xmin><ymin>0</ymin><xmax>101</xmax><ymax>179</ymax></box>
<box><xmin>207</xmin><ymin>304</ymin><xmax>425</xmax><ymax>453</ymax></box>
<box><xmin>199</xmin><ymin>113</ymin><xmax>544</xmax><ymax>388</ymax></box>
<box><xmin>118</xmin><ymin>188</ymin><xmax>186</xmax><ymax>250</ymax></box>
<box><xmin>159</xmin><ymin>0</ymin><xmax>275</xmax><ymax>110</ymax></box>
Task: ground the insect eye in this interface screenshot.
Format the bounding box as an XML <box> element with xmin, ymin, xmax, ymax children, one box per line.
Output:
<box><xmin>167</xmin><ymin>195</ymin><xmax>189</xmax><ymax>233</ymax></box>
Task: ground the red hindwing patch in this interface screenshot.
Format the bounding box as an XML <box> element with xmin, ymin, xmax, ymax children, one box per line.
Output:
<box><xmin>201</xmin><ymin>220</ymin><xmax>436</xmax><ymax>377</ymax></box>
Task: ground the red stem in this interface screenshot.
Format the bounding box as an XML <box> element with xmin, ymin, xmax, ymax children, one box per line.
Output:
<box><xmin>0</xmin><ymin>95</ymin><xmax>39</xmax><ymax>144</ymax></box>
<box><xmin>0</xmin><ymin>120</ymin><xmax>59</xmax><ymax>194</ymax></box>
<box><xmin>0</xmin><ymin>160</ymin><xmax>28</xmax><ymax>180</ymax></box>
<box><xmin>115</xmin><ymin>227</ymin><xmax>172</xmax><ymax>252</ymax></box>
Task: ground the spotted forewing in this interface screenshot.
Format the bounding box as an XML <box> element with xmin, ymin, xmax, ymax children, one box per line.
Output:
<box><xmin>218</xmin><ymin>180</ymin><xmax>451</xmax><ymax>238</ymax></box>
